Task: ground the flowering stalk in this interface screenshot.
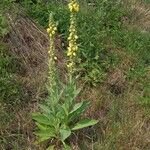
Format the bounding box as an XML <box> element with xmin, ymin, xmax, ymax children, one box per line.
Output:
<box><xmin>46</xmin><ymin>13</ymin><xmax>58</xmax><ymax>108</ymax></box>
<box><xmin>67</xmin><ymin>0</ymin><xmax>79</xmax><ymax>80</ymax></box>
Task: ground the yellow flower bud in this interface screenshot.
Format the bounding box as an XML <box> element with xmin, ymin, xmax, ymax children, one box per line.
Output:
<box><xmin>68</xmin><ymin>47</ymin><xmax>71</xmax><ymax>51</ymax></box>
<box><xmin>67</xmin><ymin>62</ymin><xmax>73</xmax><ymax>68</ymax></box>
<box><xmin>68</xmin><ymin>36</ymin><xmax>72</xmax><ymax>40</ymax></box>
<box><xmin>74</xmin><ymin>35</ymin><xmax>78</xmax><ymax>39</ymax></box>
<box><xmin>47</xmin><ymin>28</ymin><xmax>50</xmax><ymax>33</ymax></box>
<box><xmin>49</xmin><ymin>33</ymin><xmax>52</xmax><ymax>37</ymax></box>
<box><xmin>54</xmin><ymin>27</ymin><xmax>57</xmax><ymax>31</ymax></box>
<box><xmin>75</xmin><ymin>45</ymin><xmax>78</xmax><ymax>51</ymax></box>
<box><xmin>54</xmin><ymin>56</ymin><xmax>57</xmax><ymax>60</ymax></box>
<box><xmin>69</xmin><ymin>43</ymin><xmax>73</xmax><ymax>47</ymax></box>
<box><xmin>73</xmin><ymin>52</ymin><xmax>76</xmax><ymax>56</ymax></box>
<box><xmin>67</xmin><ymin>52</ymin><xmax>71</xmax><ymax>56</ymax></box>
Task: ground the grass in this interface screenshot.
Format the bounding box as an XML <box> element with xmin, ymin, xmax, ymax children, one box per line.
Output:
<box><xmin>0</xmin><ymin>0</ymin><xmax>150</xmax><ymax>149</ymax></box>
<box><xmin>0</xmin><ymin>43</ymin><xmax>23</xmax><ymax>149</ymax></box>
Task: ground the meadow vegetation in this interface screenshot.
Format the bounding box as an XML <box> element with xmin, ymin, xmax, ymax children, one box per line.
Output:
<box><xmin>0</xmin><ymin>0</ymin><xmax>150</xmax><ymax>149</ymax></box>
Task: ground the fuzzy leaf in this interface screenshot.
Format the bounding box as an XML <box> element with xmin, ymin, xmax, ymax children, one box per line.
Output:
<box><xmin>72</xmin><ymin>119</ymin><xmax>98</xmax><ymax>131</ymax></box>
<box><xmin>34</xmin><ymin>127</ymin><xmax>56</xmax><ymax>143</ymax></box>
<box><xmin>32</xmin><ymin>113</ymin><xmax>52</xmax><ymax>125</ymax></box>
<box><xmin>70</xmin><ymin>101</ymin><xmax>84</xmax><ymax>114</ymax></box>
<box><xmin>60</xmin><ymin>126</ymin><xmax>71</xmax><ymax>141</ymax></box>
<box><xmin>35</xmin><ymin>122</ymin><xmax>47</xmax><ymax>130</ymax></box>
<box><xmin>68</xmin><ymin>101</ymin><xmax>90</xmax><ymax>121</ymax></box>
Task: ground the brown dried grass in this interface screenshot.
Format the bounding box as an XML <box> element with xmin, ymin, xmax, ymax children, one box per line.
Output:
<box><xmin>4</xmin><ymin>10</ymin><xmax>66</xmax><ymax>103</ymax></box>
<box><xmin>124</xmin><ymin>0</ymin><xmax>150</xmax><ymax>32</ymax></box>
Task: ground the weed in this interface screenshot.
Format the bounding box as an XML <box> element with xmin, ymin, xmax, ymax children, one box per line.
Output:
<box><xmin>32</xmin><ymin>4</ymin><xmax>98</xmax><ymax>149</ymax></box>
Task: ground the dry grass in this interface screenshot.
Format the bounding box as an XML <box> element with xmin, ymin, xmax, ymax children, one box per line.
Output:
<box><xmin>124</xmin><ymin>0</ymin><xmax>150</xmax><ymax>32</ymax></box>
<box><xmin>4</xmin><ymin>9</ymin><xmax>67</xmax><ymax>102</ymax></box>
<box><xmin>1</xmin><ymin>10</ymin><xmax>66</xmax><ymax>150</ymax></box>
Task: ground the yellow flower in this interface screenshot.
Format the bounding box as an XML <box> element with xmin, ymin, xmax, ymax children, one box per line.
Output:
<box><xmin>54</xmin><ymin>27</ymin><xmax>57</xmax><ymax>31</ymax></box>
<box><xmin>68</xmin><ymin>47</ymin><xmax>71</xmax><ymax>51</ymax></box>
<box><xmin>68</xmin><ymin>1</ymin><xmax>79</xmax><ymax>13</ymax></box>
<box><xmin>47</xmin><ymin>28</ymin><xmax>50</xmax><ymax>33</ymax></box>
<box><xmin>52</xmin><ymin>31</ymin><xmax>55</xmax><ymax>35</ymax></box>
<box><xmin>54</xmin><ymin>56</ymin><xmax>57</xmax><ymax>60</ymax></box>
<box><xmin>68</xmin><ymin>3</ymin><xmax>73</xmax><ymax>11</ymax></box>
<box><xmin>69</xmin><ymin>43</ymin><xmax>73</xmax><ymax>47</ymax></box>
<box><xmin>67</xmin><ymin>52</ymin><xmax>71</xmax><ymax>56</ymax></box>
<box><xmin>47</xmin><ymin>20</ymin><xmax>57</xmax><ymax>38</ymax></box>
<box><xmin>74</xmin><ymin>35</ymin><xmax>78</xmax><ymax>39</ymax></box>
<box><xmin>49</xmin><ymin>33</ymin><xmax>52</xmax><ymax>37</ymax></box>
<box><xmin>67</xmin><ymin>62</ymin><xmax>73</xmax><ymax>68</ymax></box>
<box><xmin>74</xmin><ymin>45</ymin><xmax>78</xmax><ymax>51</ymax></box>
<box><xmin>73</xmin><ymin>52</ymin><xmax>76</xmax><ymax>56</ymax></box>
<box><xmin>68</xmin><ymin>36</ymin><xmax>72</xmax><ymax>40</ymax></box>
<box><xmin>73</xmin><ymin>3</ymin><xmax>79</xmax><ymax>12</ymax></box>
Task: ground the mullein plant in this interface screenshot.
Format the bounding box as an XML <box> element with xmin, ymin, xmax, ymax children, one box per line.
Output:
<box><xmin>32</xmin><ymin>1</ymin><xmax>98</xmax><ymax>150</ymax></box>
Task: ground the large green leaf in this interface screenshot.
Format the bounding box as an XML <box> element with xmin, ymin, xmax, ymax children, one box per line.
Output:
<box><xmin>70</xmin><ymin>101</ymin><xmax>84</xmax><ymax>114</ymax></box>
<box><xmin>34</xmin><ymin>127</ymin><xmax>56</xmax><ymax>143</ymax></box>
<box><xmin>32</xmin><ymin>113</ymin><xmax>52</xmax><ymax>125</ymax></box>
<box><xmin>60</xmin><ymin>126</ymin><xmax>71</xmax><ymax>141</ymax></box>
<box><xmin>35</xmin><ymin>122</ymin><xmax>47</xmax><ymax>130</ymax></box>
<box><xmin>72</xmin><ymin>119</ymin><xmax>99</xmax><ymax>131</ymax></box>
<box><xmin>68</xmin><ymin>101</ymin><xmax>90</xmax><ymax>122</ymax></box>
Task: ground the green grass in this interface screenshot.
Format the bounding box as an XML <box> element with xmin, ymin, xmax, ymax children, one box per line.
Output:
<box><xmin>22</xmin><ymin>0</ymin><xmax>149</xmax><ymax>84</ymax></box>
<box><xmin>141</xmin><ymin>0</ymin><xmax>150</xmax><ymax>3</ymax></box>
<box><xmin>0</xmin><ymin>44</ymin><xmax>20</xmax><ymax>115</ymax></box>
